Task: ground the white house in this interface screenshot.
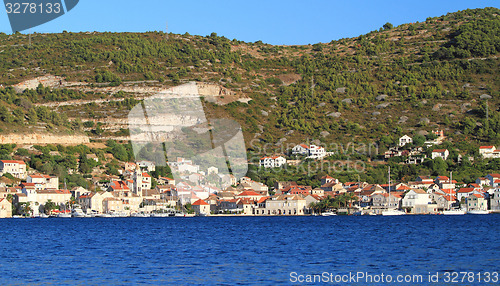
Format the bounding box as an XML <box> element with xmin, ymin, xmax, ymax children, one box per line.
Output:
<box><xmin>207</xmin><ymin>166</ymin><xmax>218</xmax><ymax>175</ymax></box>
<box><xmin>402</xmin><ymin>189</ymin><xmax>432</xmax><ymax>213</ymax></box>
<box><xmin>467</xmin><ymin>194</ymin><xmax>487</xmax><ymax>211</ymax></box>
<box><xmin>0</xmin><ymin>198</ymin><xmax>12</xmax><ymax>218</ymax></box>
<box><xmin>27</xmin><ymin>174</ymin><xmax>59</xmax><ymax>190</ymax></box>
<box><xmin>137</xmin><ymin>161</ymin><xmax>156</xmax><ymax>172</ymax></box>
<box><xmin>431</xmin><ymin>149</ymin><xmax>449</xmax><ymax>160</ymax></box>
<box><xmin>476</xmin><ymin>177</ymin><xmax>490</xmax><ymax>187</ymax></box>
<box><xmin>291</xmin><ymin>144</ymin><xmax>326</xmax><ymax>159</ymax></box>
<box><xmin>0</xmin><ymin>160</ymin><xmax>27</xmax><ymax>179</ymax></box>
<box><xmin>307</xmin><ymin>145</ymin><xmax>326</xmax><ymax>159</ymax></box>
<box><xmin>291</xmin><ymin>144</ymin><xmax>310</xmax><ymax>156</ymax></box>
<box><xmin>176</xmin><ymin>162</ymin><xmax>199</xmax><ymax>174</ymax></box>
<box><xmin>479</xmin><ymin>146</ymin><xmax>500</xmax><ymax>159</ymax></box>
<box><xmin>486</xmin><ymin>174</ymin><xmax>500</xmax><ymax>187</ymax></box>
<box><xmin>192</xmin><ymin>199</ymin><xmax>210</xmax><ymax>215</ymax></box>
<box><xmin>456</xmin><ymin>188</ymin><xmax>477</xmax><ymax>202</ymax></box>
<box><xmin>399</xmin><ymin>135</ymin><xmax>413</xmax><ymax>147</ymax></box>
<box><xmin>259</xmin><ymin>156</ymin><xmax>286</xmax><ymax>168</ymax></box>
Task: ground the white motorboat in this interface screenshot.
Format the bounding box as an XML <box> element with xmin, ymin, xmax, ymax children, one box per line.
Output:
<box><xmin>72</xmin><ymin>207</ymin><xmax>88</xmax><ymax>218</ymax></box>
<box><xmin>321</xmin><ymin>211</ymin><xmax>337</xmax><ymax>216</ymax></box>
<box><xmin>111</xmin><ymin>212</ymin><xmax>129</xmax><ymax>217</ymax></box>
<box><xmin>57</xmin><ymin>213</ymin><xmax>72</xmax><ymax>218</ymax></box>
<box><xmin>443</xmin><ymin>209</ymin><xmax>466</xmax><ymax>215</ymax></box>
<box><xmin>131</xmin><ymin>213</ymin><xmax>149</xmax><ymax>217</ymax></box>
<box><xmin>175</xmin><ymin>212</ymin><xmax>194</xmax><ymax>217</ymax></box>
<box><xmin>467</xmin><ymin>210</ymin><xmax>489</xmax><ymax>215</ymax></box>
<box><xmin>96</xmin><ymin>213</ymin><xmax>112</xmax><ymax>218</ymax></box>
<box><xmin>151</xmin><ymin>213</ymin><xmax>169</xmax><ymax>217</ymax></box>
<box><xmin>382</xmin><ymin>209</ymin><xmax>406</xmax><ymax>216</ymax></box>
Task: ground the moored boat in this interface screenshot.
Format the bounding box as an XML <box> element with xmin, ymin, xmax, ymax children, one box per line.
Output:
<box><xmin>57</xmin><ymin>213</ymin><xmax>72</xmax><ymax>218</ymax></box>
<box><xmin>382</xmin><ymin>209</ymin><xmax>406</xmax><ymax>216</ymax></box>
<box><xmin>467</xmin><ymin>210</ymin><xmax>490</xmax><ymax>215</ymax></box>
<box><xmin>321</xmin><ymin>211</ymin><xmax>336</xmax><ymax>216</ymax></box>
<box><xmin>443</xmin><ymin>209</ymin><xmax>466</xmax><ymax>215</ymax></box>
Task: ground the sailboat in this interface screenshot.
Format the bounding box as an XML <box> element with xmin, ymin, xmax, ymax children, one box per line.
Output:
<box><xmin>382</xmin><ymin>166</ymin><xmax>405</xmax><ymax>216</ymax></box>
<box><xmin>442</xmin><ymin>172</ymin><xmax>466</xmax><ymax>215</ymax></box>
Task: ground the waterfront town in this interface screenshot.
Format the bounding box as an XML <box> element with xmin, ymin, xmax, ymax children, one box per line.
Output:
<box><xmin>0</xmin><ymin>132</ymin><xmax>499</xmax><ymax>218</ymax></box>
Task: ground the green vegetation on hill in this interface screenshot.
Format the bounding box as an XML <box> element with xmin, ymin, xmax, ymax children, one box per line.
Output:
<box><xmin>0</xmin><ymin>7</ymin><xmax>499</xmax><ymax>185</ymax></box>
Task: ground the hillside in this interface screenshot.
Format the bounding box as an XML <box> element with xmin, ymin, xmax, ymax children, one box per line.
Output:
<box><xmin>0</xmin><ymin>7</ymin><xmax>499</xmax><ymax>185</ymax></box>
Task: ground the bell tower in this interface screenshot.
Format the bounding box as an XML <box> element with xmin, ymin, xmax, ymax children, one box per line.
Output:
<box><xmin>133</xmin><ymin>165</ymin><xmax>143</xmax><ymax>196</ymax></box>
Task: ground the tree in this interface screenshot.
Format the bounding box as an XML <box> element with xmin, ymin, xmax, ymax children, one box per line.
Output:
<box><xmin>431</xmin><ymin>157</ymin><xmax>448</xmax><ymax>175</ymax></box>
<box><xmin>111</xmin><ymin>144</ymin><xmax>129</xmax><ymax>161</ymax></box>
<box><xmin>413</xmin><ymin>134</ymin><xmax>426</xmax><ymax>147</ymax></box>
<box><xmin>20</xmin><ymin>202</ymin><xmax>32</xmax><ymax>216</ymax></box>
<box><xmin>44</xmin><ymin>200</ymin><xmax>57</xmax><ymax>215</ymax></box>
<box><xmin>383</xmin><ymin>22</ymin><xmax>393</xmax><ymax>30</ymax></box>
<box><xmin>0</xmin><ymin>106</ymin><xmax>13</xmax><ymax>123</ymax></box>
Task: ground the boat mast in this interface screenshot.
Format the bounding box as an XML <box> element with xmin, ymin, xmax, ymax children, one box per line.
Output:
<box><xmin>449</xmin><ymin>171</ymin><xmax>453</xmax><ymax>210</ymax></box>
<box><xmin>388</xmin><ymin>166</ymin><xmax>391</xmax><ymax>209</ymax></box>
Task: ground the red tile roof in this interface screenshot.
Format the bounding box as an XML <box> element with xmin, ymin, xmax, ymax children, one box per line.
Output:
<box><xmin>396</xmin><ymin>185</ymin><xmax>411</xmax><ymax>190</ymax></box>
<box><xmin>192</xmin><ymin>199</ymin><xmax>209</xmax><ymax>206</ymax></box>
<box><xmin>436</xmin><ymin>176</ymin><xmax>449</xmax><ymax>180</ymax></box>
<box><xmin>237</xmin><ymin>190</ymin><xmax>261</xmax><ymax>197</ymax></box>
<box><xmin>443</xmin><ymin>195</ymin><xmax>456</xmax><ymax>201</ymax></box>
<box><xmin>0</xmin><ymin>160</ymin><xmax>25</xmax><ymax>165</ymax></box>
<box><xmin>257</xmin><ymin>197</ymin><xmax>269</xmax><ymax>204</ymax></box>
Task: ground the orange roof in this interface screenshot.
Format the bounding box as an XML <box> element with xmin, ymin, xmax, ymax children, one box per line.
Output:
<box><xmin>471</xmin><ymin>194</ymin><xmax>483</xmax><ymax>198</ymax></box>
<box><xmin>489</xmin><ymin>173</ymin><xmax>500</xmax><ymax>178</ymax></box>
<box><xmin>21</xmin><ymin>183</ymin><xmax>36</xmax><ymax>186</ymax></box>
<box><xmin>219</xmin><ymin>199</ymin><xmax>237</xmax><ymax>203</ymax></box>
<box><xmin>110</xmin><ymin>181</ymin><xmax>130</xmax><ymax>190</ymax></box>
<box><xmin>142</xmin><ymin>173</ymin><xmax>151</xmax><ymax>177</ymax></box>
<box><xmin>237</xmin><ymin>190</ymin><xmax>261</xmax><ymax>197</ymax></box>
<box><xmin>436</xmin><ymin>176</ymin><xmax>449</xmax><ymax>180</ymax></box>
<box><xmin>480</xmin><ymin>146</ymin><xmax>495</xmax><ymax>149</ymax></box>
<box><xmin>433</xmin><ymin>149</ymin><xmax>448</xmax><ymax>153</ymax></box>
<box><xmin>1</xmin><ymin>160</ymin><xmax>25</xmax><ymax>165</ymax></box>
<box><xmin>236</xmin><ymin>198</ymin><xmax>255</xmax><ymax>205</ymax></box>
<box><xmin>192</xmin><ymin>199</ymin><xmax>209</xmax><ymax>206</ymax></box>
<box><xmin>443</xmin><ymin>195</ymin><xmax>456</xmax><ymax>201</ymax></box>
<box><xmin>458</xmin><ymin>188</ymin><xmax>474</xmax><ymax>193</ymax></box>
<box><xmin>29</xmin><ymin>174</ymin><xmax>50</xmax><ymax>179</ymax></box>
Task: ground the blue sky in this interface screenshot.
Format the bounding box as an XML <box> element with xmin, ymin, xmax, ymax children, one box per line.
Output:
<box><xmin>1</xmin><ymin>0</ymin><xmax>498</xmax><ymax>45</ymax></box>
